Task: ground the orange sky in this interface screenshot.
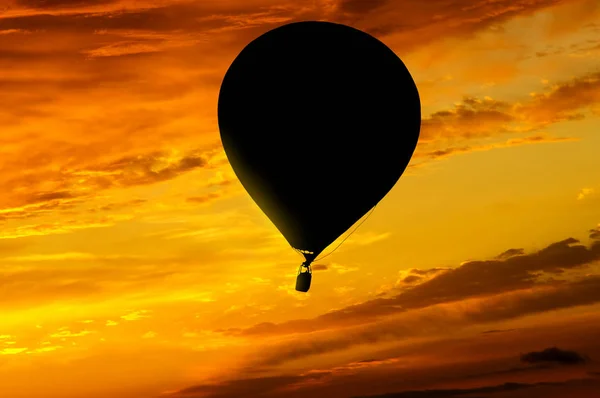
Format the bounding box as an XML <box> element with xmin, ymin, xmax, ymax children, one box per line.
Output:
<box><xmin>1</xmin><ymin>0</ymin><xmax>600</xmax><ymax>397</ymax></box>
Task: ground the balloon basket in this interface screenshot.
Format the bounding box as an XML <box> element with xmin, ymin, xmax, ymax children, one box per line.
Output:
<box><xmin>295</xmin><ymin>266</ymin><xmax>312</xmax><ymax>292</ymax></box>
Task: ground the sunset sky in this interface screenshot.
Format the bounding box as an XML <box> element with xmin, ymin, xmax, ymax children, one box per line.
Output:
<box><xmin>1</xmin><ymin>0</ymin><xmax>600</xmax><ymax>397</ymax></box>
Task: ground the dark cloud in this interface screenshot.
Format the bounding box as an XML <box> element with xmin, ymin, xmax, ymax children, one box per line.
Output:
<box><xmin>520</xmin><ymin>347</ymin><xmax>589</xmax><ymax>365</ymax></box>
<box><xmin>402</xmin><ymin>275</ymin><xmax>422</xmax><ymax>284</ymax></box>
<box><xmin>312</xmin><ymin>264</ymin><xmax>328</xmax><ymax>271</ymax></box>
<box><xmin>400</xmin><ymin>268</ymin><xmax>450</xmax><ymax>286</ymax></box>
<box><xmin>175</xmin><ymin>313</ymin><xmax>600</xmax><ymax>397</ymax></box>
<box><xmin>590</xmin><ymin>227</ymin><xmax>600</xmax><ymax>240</ymax></box>
<box><xmin>463</xmin><ymin>275</ymin><xmax>600</xmax><ymax>324</ymax></box>
<box><xmin>244</xmin><ymin>276</ymin><xmax>600</xmax><ymax>367</ymax></box>
<box><xmin>481</xmin><ymin>329</ymin><xmax>517</xmax><ymax>334</ymax></box>
<box><xmin>94</xmin><ymin>198</ymin><xmax>147</xmax><ymax>212</ymax></box>
<box><xmin>351</xmin><ymin>379</ymin><xmax>599</xmax><ymax>398</ymax></box>
<box><xmin>170</xmin><ymin>372</ymin><xmax>332</xmax><ymax>398</ymax></box>
<box><xmin>356</xmin><ymin>358</ymin><xmax>379</xmax><ymax>363</ymax></box>
<box><xmin>495</xmin><ymin>248</ymin><xmax>525</xmax><ymax>260</ymax></box>
<box><xmin>23</xmin><ymin>190</ymin><xmax>76</xmax><ymax>205</ymax></box>
<box><xmin>353</xmin><ymin>381</ymin><xmax>535</xmax><ymax>398</ymax></box>
<box><xmin>464</xmin><ymin>364</ymin><xmax>551</xmax><ymax>379</ymax></box>
<box><xmin>187</xmin><ymin>192</ymin><xmax>222</xmax><ymax>204</ymax></box>
<box><xmin>413</xmin><ymin>237</ymin><xmax>597</xmax><ymax>301</ymax></box>
<box><xmin>234</xmin><ymin>234</ymin><xmax>600</xmax><ymax>337</ymax></box>
<box><xmin>173</xmin><ymin>359</ymin><xmax>600</xmax><ymax>398</ymax></box>
<box><xmin>410</xmin><ymin>268</ymin><xmax>449</xmax><ymax>276</ymax></box>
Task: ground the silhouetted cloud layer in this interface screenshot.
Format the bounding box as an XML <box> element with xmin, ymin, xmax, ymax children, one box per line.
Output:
<box><xmin>231</xmin><ymin>234</ymin><xmax>600</xmax><ymax>337</ymax></box>
<box><xmin>352</xmin><ymin>378</ymin><xmax>600</xmax><ymax>398</ymax></box>
<box><xmin>520</xmin><ymin>347</ymin><xmax>589</xmax><ymax>365</ymax></box>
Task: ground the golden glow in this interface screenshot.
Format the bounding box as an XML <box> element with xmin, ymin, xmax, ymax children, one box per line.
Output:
<box><xmin>1</xmin><ymin>0</ymin><xmax>600</xmax><ymax>397</ymax></box>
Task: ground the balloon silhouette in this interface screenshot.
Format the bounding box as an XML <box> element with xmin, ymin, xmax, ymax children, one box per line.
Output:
<box><xmin>218</xmin><ymin>21</ymin><xmax>421</xmax><ymax>292</ymax></box>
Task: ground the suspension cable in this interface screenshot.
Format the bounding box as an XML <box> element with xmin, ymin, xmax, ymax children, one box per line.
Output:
<box><xmin>314</xmin><ymin>205</ymin><xmax>378</xmax><ymax>262</ymax></box>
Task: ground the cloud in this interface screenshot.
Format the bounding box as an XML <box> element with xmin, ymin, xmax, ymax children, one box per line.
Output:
<box><xmin>481</xmin><ymin>329</ymin><xmax>518</xmax><ymax>335</ymax></box>
<box><xmin>0</xmin><ymin>4</ymin><xmax>593</xmax><ymax>88</ymax></box>
<box><xmin>169</xmin><ymin>372</ymin><xmax>332</xmax><ymax>398</ymax></box>
<box><xmin>401</xmin><ymin>275</ymin><xmax>422</xmax><ymax>284</ymax></box>
<box><xmin>414</xmin><ymin>135</ymin><xmax>578</xmax><ymax>165</ymax></box>
<box><xmin>233</xmin><ymin>232</ymin><xmax>600</xmax><ymax>337</ymax></box>
<box><xmin>409</xmin><ymin>268</ymin><xmax>450</xmax><ymax>276</ymax></box>
<box><xmin>185</xmin><ymin>172</ymin><xmax>240</xmax><ymax>206</ymax></box>
<box><xmin>1</xmin><ymin>347</ymin><xmax>28</xmax><ymax>355</ymax></box>
<box><xmin>420</xmin><ymin>97</ymin><xmax>514</xmax><ymax>142</ymax></box>
<box><xmin>0</xmin><ymin>148</ymin><xmax>218</xmax><ymax>223</ymax></box>
<box><xmin>0</xmin><ymin>253</ymin><xmax>182</xmax><ymax>310</ymax></box>
<box><xmin>354</xmin><ymin>382</ymin><xmax>534</xmax><ymax>398</ymax></box>
<box><xmin>495</xmin><ymin>248</ymin><xmax>526</xmax><ymax>259</ymax></box>
<box><xmin>2</xmin><ymin>252</ymin><xmax>96</xmax><ymax>261</ymax></box>
<box><xmin>352</xmin><ymin>379</ymin><xmax>600</xmax><ymax>398</ymax></box>
<box><xmin>392</xmin><ymin>237</ymin><xmax>599</xmax><ymax>306</ymax></box>
<box><xmin>0</xmin><ymin>2</ymin><xmax>299</xmax><ymax>33</ymax></box>
<box><xmin>523</xmin><ymin>71</ymin><xmax>600</xmax><ymax>125</ymax></box>
<box><xmin>81</xmin><ymin>31</ymin><xmax>208</xmax><ymax>58</ymax></box>
<box><xmin>578</xmin><ymin>188</ymin><xmax>595</xmax><ymax>200</ymax></box>
<box><xmin>120</xmin><ymin>310</ymin><xmax>151</xmax><ymax>321</ymax></box>
<box><xmin>23</xmin><ymin>190</ymin><xmax>75</xmax><ymax>205</ymax></box>
<box><xmin>520</xmin><ymin>347</ymin><xmax>590</xmax><ymax>365</ymax></box>
<box><xmin>590</xmin><ymin>226</ymin><xmax>600</xmax><ymax>240</ymax></box>
<box><xmin>418</xmin><ymin>69</ymin><xmax>600</xmax><ymax>143</ymax></box>
<box><xmin>0</xmin><ymin>195</ymin><xmax>84</xmax><ymax>222</ymax></box>
<box><xmin>336</xmin><ymin>0</ymin><xmax>387</xmax><ymax>14</ymax></box>
<box><xmin>332</xmin><ymin>0</ymin><xmax>572</xmax><ymax>48</ymax></box>
<box><xmin>405</xmin><ymin>70</ymin><xmax>600</xmax><ymax>164</ymax></box>
<box><xmin>328</xmin><ymin>263</ymin><xmax>360</xmax><ymax>274</ymax></box>
<box><xmin>169</xmin><ymin>328</ymin><xmax>600</xmax><ymax>398</ymax></box>
<box><xmin>396</xmin><ymin>268</ymin><xmax>451</xmax><ymax>286</ymax></box>
<box><xmin>245</xmin><ymin>278</ymin><xmax>600</xmax><ymax>367</ymax></box>
<box><xmin>186</xmin><ymin>193</ymin><xmax>223</xmax><ymax>205</ymax></box>
<box><xmin>15</xmin><ymin>0</ymin><xmax>117</xmax><ymax>9</ymax></box>
<box><xmin>0</xmin><ymin>216</ymin><xmax>128</xmax><ymax>239</ymax></box>
<box><xmin>49</xmin><ymin>328</ymin><xmax>95</xmax><ymax>338</ymax></box>
<box><xmin>0</xmin><ymin>0</ymin><xmax>586</xmax><ymax>65</ymax></box>
<box><xmin>0</xmin><ymin>0</ymin><xmax>597</xmax><ymax>231</ymax></box>
<box><xmin>311</xmin><ymin>264</ymin><xmax>328</xmax><ymax>271</ymax></box>
<box><xmin>79</xmin><ymin>151</ymin><xmax>206</xmax><ymax>187</ymax></box>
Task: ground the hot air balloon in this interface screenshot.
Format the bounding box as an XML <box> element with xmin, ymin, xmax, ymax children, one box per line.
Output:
<box><xmin>217</xmin><ymin>21</ymin><xmax>421</xmax><ymax>292</ymax></box>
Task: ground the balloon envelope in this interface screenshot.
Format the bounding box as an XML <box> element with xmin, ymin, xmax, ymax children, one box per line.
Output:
<box><xmin>218</xmin><ymin>21</ymin><xmax>421</xmax><ymax>262</ymax></box>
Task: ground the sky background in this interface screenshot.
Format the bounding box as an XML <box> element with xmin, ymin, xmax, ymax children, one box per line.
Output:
<box><xmin>1</xmin><ymin>0</ymin><xmax>600</xmax><ymax>397</ymax></box>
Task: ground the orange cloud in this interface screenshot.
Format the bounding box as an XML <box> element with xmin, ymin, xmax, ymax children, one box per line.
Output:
<box><xmin>419</xmin><ymin>70</ymin><xmax>600</xmax><ymax>143</ymax></box>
